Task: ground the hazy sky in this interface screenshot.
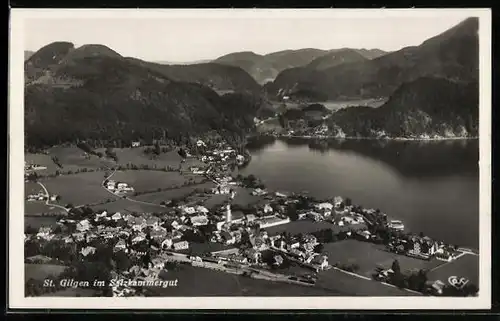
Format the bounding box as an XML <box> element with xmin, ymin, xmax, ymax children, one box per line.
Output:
<box><xmin>22</xmin><ymin>11</ymin><xmax>475</xmax><ymax>62</ymax></box>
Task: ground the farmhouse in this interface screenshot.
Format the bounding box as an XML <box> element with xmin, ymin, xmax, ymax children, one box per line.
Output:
<box><xmin>257</xmin><ymin>215</ymin><xmax>291</xmax><ymax>229</ymax></box>
<box><xmin>190</xmin><ymin>215</ymin><xmax>209</xmax><ymax>226</ymax></box>
<box><xmin>114</xmin><ymin>239</ymin><xmax>128</xmax><ymax>252</ymax></box>
<box><xmin>173</xmin><ymin>241</ymin><xmax>189</xmax><ymax>251</ymax></box>
<box><xmin>111</xmin><ymin>212</ymin><xmax>123</xmax><ymax>221</ymax></box>
<box><xmin>76</xmin><ymin>219</ymin><xmax>91</xmax><ymax>232</ymax></box>
<box><xmin>80</xmin><ymin>246</ymin><xmax>96</xmax><ymax>257</ymax></box>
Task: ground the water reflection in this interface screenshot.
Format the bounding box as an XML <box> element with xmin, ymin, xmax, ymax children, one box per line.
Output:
<box><xmin>261</xmin><ymin>137</ymin><xmax>480</xmax><ymax>179</ymax></box>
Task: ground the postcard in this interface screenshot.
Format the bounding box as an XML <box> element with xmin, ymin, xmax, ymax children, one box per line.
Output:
<box><xmin>8</xmin><ymin>8</ymin><xmax>491</xmax><ymax>310</ymax></box>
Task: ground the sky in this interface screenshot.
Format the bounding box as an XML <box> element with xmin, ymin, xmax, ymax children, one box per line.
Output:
<box><xmin>22</xmin><ymin>10</ymin><xmax>475</xmax><ymax>63</ymax></box>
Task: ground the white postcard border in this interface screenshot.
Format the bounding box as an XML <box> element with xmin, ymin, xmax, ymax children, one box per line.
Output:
<box><xmin>9</xmin><ymin>8</ymin><xmax>492</xmax><ymax>310</ymax></box>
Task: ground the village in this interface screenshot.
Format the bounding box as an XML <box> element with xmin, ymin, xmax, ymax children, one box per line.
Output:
<box><xmin>24</xmin><ymin>137</ymin><xmax>478</xmax><ymax>298</ymax></box>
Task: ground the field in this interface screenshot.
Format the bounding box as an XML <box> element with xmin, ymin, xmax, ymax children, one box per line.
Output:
<box><xmin>143</xmin><ymin>265</ymin><xmax>341</xmax><ymax>296</ymax></box>
<box><xmin>48</xmin><ymin>146</ymin><xmax>115</xmax><ymax>171</ymax></box>
<box><xmin>232</xmin><ymin>187</ymin><xmax>265</xmax><ymax>207</ymax></box>
<box><xmin>25</xmin><ymin>201</ymin><xmax>66</xmax><ymax>216</ymax></box>
<box><xmin>96</xmin><ymin>147</ymin><xmax>204</xmax><ymax>170</ymax></box>
<box><xmin>316</xmin><ymin>268</ymin><xmax>417</xmax><ymax>296</ymax></box>
<box><xmin>25</xmin><ymin>182</ymin><xmax>44</xmax><ymax>197</ymax></box>
<box><xmin>25</xmin><ymin>216</ymin><xmax>59</xmax><ymax>229</ymax></box>
<box><xmin>323</xmin><ymin>240</ymin><xmax>444</xmax><ymax>278</ymax></box>
<box><xmin>90</xmin><ymin>198</ymin><xmax>168</xmax><ymax>215</ymax></box>
<box><xmin>26</xmin><ymin>147</ymin><xmax>115</xmax><ymax>177</ymax></box>
<box><xmin>25</xmin><ymin>263</ymin><xmax>68</xmax><ymax>281</ymax></box>
<box><xmin>264</xmin><ymin>220</ymin><xmax>335</xmax><ymax>236</ymax></box>
<box><xmin>41</xmin><ymin>171</ymin><xmax>116</xmax><ymax>206</ymax></box>
<box><xmin>111</xmin><ymin>170</ymin><xmax>204</xmax><ymax>193</ymax></box>
<box><xmin>427</xmin><ymin>253</ymin><xmax>479</xmax><ymax>285</ymax></box>
<box><xmin>133</xmin><ymin>182</ymin><xmax>215</xmax><ymax>205</ymax></box>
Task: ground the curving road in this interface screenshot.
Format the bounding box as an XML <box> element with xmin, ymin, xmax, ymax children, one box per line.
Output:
<box><xmin>36</xmin><ymin>181</ymin><xmax>70</xmax><ymax>213</ymax></box>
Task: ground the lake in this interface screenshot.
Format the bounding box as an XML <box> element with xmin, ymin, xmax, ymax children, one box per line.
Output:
<box><xmin>240</xmin><ymin>138</ymin><xmax>479</xmax><ymax>248</ymax></box>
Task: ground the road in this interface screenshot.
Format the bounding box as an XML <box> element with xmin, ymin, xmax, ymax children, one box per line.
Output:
<box><xmin>270</xmin><ymin>245</ymin><xmax>422</xmax><ymax>295</ymax></box>
<box><xmin>99</xmin><ymin>166</ymin><xmax>167</xmax><ymax>209</ymax></box>
<box><xmin>36</xmin><ymin>181</ymin><xmax>70</xmax><ymax>213</ymax></box>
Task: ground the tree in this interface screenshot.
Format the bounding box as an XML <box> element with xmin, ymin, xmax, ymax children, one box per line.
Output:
<box><xmin>285</xmin><ymin>204</ymin><xmax>299</xmax><ymax>221</ymax></box>
<box><xmin>391</xmin><ymin>259</ymin><xmax>401</xmax><ymax>275</ymax></box>
<box><xmin>313</xmin><ymin>243</ymin><xmax>324</xmax><ymax>254</ymax></box>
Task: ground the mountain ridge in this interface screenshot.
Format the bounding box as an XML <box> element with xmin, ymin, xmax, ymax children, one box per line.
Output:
<box><xmin>267</xmin><ymin>17</ymin><xmax>479</xmax><ymax>101</ymax></box>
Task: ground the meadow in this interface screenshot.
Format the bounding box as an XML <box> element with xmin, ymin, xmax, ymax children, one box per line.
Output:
<box><xmin>96</xmin><ymin>147</ymin><xmax>204</xmax><ymax>170</ymax></box>
<box><xmin>25</xmin><ymin>201</ymin><xmax>66</xmax><ymax>216</ymax></box>
<box><xmin>133</xmin><ymin>182</ymin><xmax>215</xmax><ymax>205</ymax></box>
<box><xmin>316</xmin><ymin>268</ymin><xmax>417</xmax><ymax>296</ymax></box>
<box><xmin>41</xmin><ymin>171</ymin><xmax>116</xmax><ymax>206</ymax></box>
<box><xmin>111</xmin><ymin>170</ymin><xmax>204</xmax><ymax>193</ymax></box>
<box><xmin>90</xmin><ymin>198</ymin><xmax>168</xmax><ymax>215</ymax></box>
<box><xmin>323</xmin><ymin>240</ymin><xmax>443</xmax><ymax>278</ymax></box>
<box><xmin>25</xmin><ymin>216</ymin><xmax>59</xmax><ymax>229</ymax></box>
<box><xmin>264</xmin><ymin>220</ymin><xmax>335</xmax><ymax>236</ymax></box>
<box><xmin>427</xmin><ymin>253</ymin><xmax>479</xmax><ymax>285</ymax></box>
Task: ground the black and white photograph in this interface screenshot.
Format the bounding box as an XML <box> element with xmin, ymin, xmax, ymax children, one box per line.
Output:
<box><xmin>8</xmin><ymin>8</ymin><xmax>491</xmax><ymax>309</ymax></box>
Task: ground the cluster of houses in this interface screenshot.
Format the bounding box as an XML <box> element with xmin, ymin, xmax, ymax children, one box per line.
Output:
<box><xmin>25</xmin><ymin>161</ymin><xmax>47</xmax><ymax>172</ymax></box>
<box><xmin>387</xmin><ymin>234</ymin><xmax>459</xmax><ymax>262</ymax></box>
<box><xmin>26</xmin><ymin>190</ymin><xmax>59</xmax><ymax>202</ymax></box>
<box><xmin>105</xmin><ymin>180</ymin><xmax>134</xmax><ymax>194</ymax></box>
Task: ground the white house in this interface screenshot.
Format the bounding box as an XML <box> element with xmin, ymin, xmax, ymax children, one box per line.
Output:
<box><xmin>263</xmin><ymin>204</ymin><xmax>273</xmax><ymax>214</ymax></box>
<box><xmin>114</xmin><ymin>239</ymin><xmax>128</xmax><ymax>252</ymax></box>
<box><xmin>50</xmin><ymin>195</ymin><xmax>58</xmax><ymax>202</ymax></box>
<box><xmin>111</xmin><ymin>212</ymin><xmax>123</xmax><ymax>221</ymax></box>
<box><xmin>80</xmin><ymin>246</ymin><xmax>96</xmax><ymax>257</ymax></box>
<box><xmin>196</xmin><ymin>206</ymin><xmax>209</xmax><ymax>214</ymax></box>
<box><xmin>222</xmin><ymin>231</ymin><xmax>236</xmax><ymax>245</ymax></box>
<box><xmin>190</xmin><ymin>215</ymin><xmax>209</xmax><ymax>226</ymax></box>
<box><xmin>173</xmin><ymin>241</ymin><xmax>189</xmax><ymax>251</ymax></box>
<box><xmin>131</xmin><ymin>141</ymin><xmax>141</xmax><ymax>147</ymax></box>
<box><xmin>146</xmin><ymin>217</ymin><xmax>160</xmax><ymax>228</ymax></box>
<box><xmin>76</xmin><ymin>219</ymin><xmax>91</xmax><ymax>232</ymax></box>
<box><xmin>132</xmin><ymin>235</ymin><xmax>146</xmax><ymax>244</ymax></box>
<box><xmin>161</xmin><ymin>237</ymin><xmax>173</xmax><ymax>249</ymax></box>
<box><xmin>36</xmin><ymin>227</ymin><xmax>53</xmax><ymax>240</ymax></box>
<box><xmin>316</xmin><ymin>202</ymin><xmax>333</xmax><ymax>211</ymax></box>
<box><xmin>117</xmin><ymin>182</ymin><xmax>128</xmax><ymax>189</ymax></box>
<box><xmin>96</xmin><ymin>211</ymin><xmax>107</xmax><ymax>218</ymax></box>
<box><xmin>182</xmin><ymin>207</ymin><xmax>196</xmax><ymax>215</ymax></box>
<box><xmin>334</xmin><ymin>196</ymin><xmax>344</xmax><ymax>208</ymax></box>
<box><xmin>196</xmin><ymin>140</ymin><xmax>206</xmax><ymax>147</ymax></box>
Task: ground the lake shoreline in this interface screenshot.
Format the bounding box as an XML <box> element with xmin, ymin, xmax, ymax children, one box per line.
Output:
<box><xmin>277</xmin><ymin>134</ymin><xmax>479</xmax><ymax>141</ymax></box>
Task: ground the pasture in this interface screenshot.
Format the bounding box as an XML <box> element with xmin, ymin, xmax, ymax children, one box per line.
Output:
<box><xmin>25</xmin><ymin>153</ymin><xmax>60</xmax><ymax>176</ymax></box>
<box><xmin>48</xmin><ymin>146</ymin><xmax>115</xmax><ymax>170</ymax></box>
<box><xmin>323</xmin><ymin>240</ymin><xmax>443</xmax><ymax>278</ymax></box>
<box><xmin>25</xmin><ymin>182</ymin><xmax>44</xmax><ymax>197</ymax></box>
<box><xmin>25</xmin><ymin>201</ymin><xmax>66</xmax><ymax>216</ymax></box>
<box><xmin>25</xmin><ymin>216</ymin><xmax>59</xmax><ymax>229</ymax></box>
<box><xmin>41</xmin><ymin>171</ymin><xmax>115</xmax><ymax>206</ymax></box>
<box><xmin>96</xmin><ymin>147</ymin><xmax>204</xmax><ymax>170</ymax></box>
<box><xmin>25</xmin><ymin>263</ymin><xmax>68</xmax><ymax>281</ymax></box>
<box><xmin>427</xmin><ymin>253</ymin><xmax>479</xmax><ymax>286</ymax></box>
<box><xmin>144</xmin><ymin>265</ymin><xmax>339</xmax><ymax>297</ymax></box>
<box><xmin>111</xmin><ymin>170</ymin><xmax>204</xmax><ymax>193</ymax></box>
<box><xmin>90</xmin><ymin>198</ymin><xmax>168</xmax><ymax>215</ymax></box>
<box><xmin>133</xmin><ymin>182</ymin><xmax>215</xmax><ymax>205</ymax></box>
<box><xmin>316</xmin><ymin>268</ymin><xmax>417</xmax><ymax>296</ymax></box>
<box><xmin>264</xmin><ymin>220</ymin><xmax>335</xmax><ymax>236</ymax></box>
